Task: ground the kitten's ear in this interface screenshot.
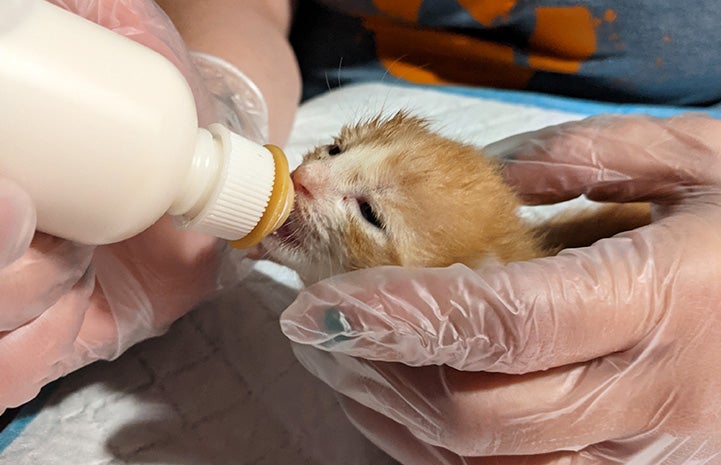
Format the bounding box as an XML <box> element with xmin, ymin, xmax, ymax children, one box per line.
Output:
<box><xmin>388</xmin><ymin>110</ymin><xmax>429</xmax><ymax>128</ymax></box>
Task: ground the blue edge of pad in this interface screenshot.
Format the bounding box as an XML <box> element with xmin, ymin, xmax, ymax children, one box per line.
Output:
<box><xmin>0</xmin><ymin>382</ymin><xmax>58</xmax><ymax>452</ymax></box>
<box><xmin>2</xmin><ymin>83</ymin><xmax>721</xmax><ymax>454</ymax></box>
<box><xmin>427</xmin><ymin>84</ymin><xmax>721</xmax><ymax>118</ymax></box>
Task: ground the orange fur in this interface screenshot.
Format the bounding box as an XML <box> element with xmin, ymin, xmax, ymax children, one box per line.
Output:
<box><xmin>364</xmin><ymin>113</ymin><xmax>544</xmax><ymax>267</ymax></box>
<box><xmin>538</xmin><ymin>202</ymin><xmax>651</xmax><ymax>251</ymax></box>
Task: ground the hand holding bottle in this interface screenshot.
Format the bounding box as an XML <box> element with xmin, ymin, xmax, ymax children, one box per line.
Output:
<box><xmin>0</xmin><ymin>0</ymin><xmax>273</xmax><ymax>410</ymax></box>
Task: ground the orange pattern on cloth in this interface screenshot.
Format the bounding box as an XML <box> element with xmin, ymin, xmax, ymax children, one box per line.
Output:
<box><xmin>372</xmin><ymin>0</ymin><xmax>423</xmax><ymax>22</ymax></box>
<box><xmin>457</xmin><ymin>0</ymin><xmax>517</xmax><ymax>26</ymax></box>
<box><xmin>365</xmin><ymin>1</ymin><xmax>612</xmax><ymax>89</ymax></box>
<box><xmin>528</xmin><ymin>6</ymin><xmax>598</xmax><ymax>73</ymax></box>
<box><xmin>365</xmin><ymin>16</ymin><xmax>534</xmax><ymax>88</ymax></box>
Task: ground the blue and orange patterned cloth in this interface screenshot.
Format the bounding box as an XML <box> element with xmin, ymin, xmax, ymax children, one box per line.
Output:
<box><xmin>292</xmin><ymin>0</ymin><xmax>721</xmax><ymax>105</ymax></box>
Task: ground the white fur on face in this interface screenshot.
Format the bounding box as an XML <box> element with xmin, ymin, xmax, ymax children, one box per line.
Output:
<box><xmin>261</xmin><ymin>141</ymin><xmax>397</xmax><ymax>284</ymax></box>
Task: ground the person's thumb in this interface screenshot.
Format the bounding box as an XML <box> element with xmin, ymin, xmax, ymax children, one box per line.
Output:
<box><xmin>484</xmin><ymin>113</ymin><xmax>721</xmax><ymax>205</ymax></box>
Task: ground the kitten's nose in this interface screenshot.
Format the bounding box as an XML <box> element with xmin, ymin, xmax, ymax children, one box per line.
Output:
<box><xmin>292</xmin><ymin>165</ymin><xmax>327</xmax><ymax>198</ymax></box>
<box><xmin>292</xmin><ymin>173</ymin><xmax>312</xmax><ymax>198</ymax></box>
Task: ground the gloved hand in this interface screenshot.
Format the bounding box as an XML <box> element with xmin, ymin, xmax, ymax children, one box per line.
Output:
<box><xmin>280</xmin><ymin>113</ymin><xmax>721</xmax><ymax>464</ymax></box>
<box><xmin>0</xmin><ymin>0</ymin><xmax>266</xmax><ymax>410</ymax></box>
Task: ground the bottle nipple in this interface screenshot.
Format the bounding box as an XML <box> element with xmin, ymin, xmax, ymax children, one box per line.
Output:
<box><xmin>228</xmin><ymin>144</ymin><xmax>294</xmax><ymax>249</ymax></box>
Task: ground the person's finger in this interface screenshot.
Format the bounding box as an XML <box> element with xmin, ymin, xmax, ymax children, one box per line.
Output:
<box><xmin>340</xmin><ymin>398</ymin><xmax>601</xmax><ymax>465</ymax></box>
<box><xmin>0</xmin><ymin>267</ymin><xmax>94</xmax><ymax>408</ymax></box>
<box><xmin>295</xmin><ymin>344</ymin><xmax>670</xmax><ymax>459</ymax></box>
<box><xmin>487</xmin><ymin>114</ymin><xmax>721</xmax><ymax>205</ymax></box>
<box><xmin>282</xmin><ymin>224</ymin><xmax>669</xmax><ymax>374</ymax></box>
<box><xmin>0</xmin><ymin>233</ymin><xmax>93</xmax><ymax>331</ymax></box>
<box><xmin>0</xmin><ymin>177</ymin><xmax>36</xmax><ymax>268</ymax></box>
<box><xmin>337</xmin><ymin>395</ymin><xmax>465</xmax><ymax>465</ymax></box>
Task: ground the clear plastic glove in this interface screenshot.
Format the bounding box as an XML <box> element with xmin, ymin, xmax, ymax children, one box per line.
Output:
<box><xmin>0</xmin><ymin>0</ymin><xmax>266</xmax><ymax>410</ymax></box>
<box><xmin>280</xmin><ymin>113</ymin><xmax>721</xmax><ymax>464</ymax></box>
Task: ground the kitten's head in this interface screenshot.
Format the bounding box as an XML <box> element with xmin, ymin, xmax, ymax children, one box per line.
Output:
<box><xmin>261</xmin><ymin>112</ymin><xmax>542</xmax><ymax>283</ymax></box>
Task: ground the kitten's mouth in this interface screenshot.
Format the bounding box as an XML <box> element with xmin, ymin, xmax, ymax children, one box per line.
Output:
<box><xmin>270</xmin><ymin>220</ymin><xmax>302</xmax><ymax>248</ymax></box>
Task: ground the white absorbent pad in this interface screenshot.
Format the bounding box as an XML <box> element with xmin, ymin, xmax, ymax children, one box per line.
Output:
<box><xmin>0</xmin><ymin>83</ymin><xmax>704</xmax><ymax>465</ymax></box>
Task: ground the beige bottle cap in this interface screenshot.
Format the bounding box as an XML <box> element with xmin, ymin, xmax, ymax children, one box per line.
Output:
<box><xmin>184</xmin><ymin>125</ymin><xmax>293</xmax><ymax>246</ymax></box>
<box><xmin>228</xmin><ymin>144</ymin><xmax>294</xmax><ymax>249</ymax></box>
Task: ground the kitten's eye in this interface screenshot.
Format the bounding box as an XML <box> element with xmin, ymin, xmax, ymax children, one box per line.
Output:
<box><xmin>327</xmin><ymin>144</ymin><xmax>343</xmax><ymax>156</ymax></box>
<box><xmin>358</xmin><ymin>200</ymin><xmax>383</xmax><ymax>229</ymax></box>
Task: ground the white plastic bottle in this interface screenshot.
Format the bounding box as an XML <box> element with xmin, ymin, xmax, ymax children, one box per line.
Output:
<box><xmin>0</xmin><ymin>1</ymin><xmax>293</xmax><ymax>249</ymax></box>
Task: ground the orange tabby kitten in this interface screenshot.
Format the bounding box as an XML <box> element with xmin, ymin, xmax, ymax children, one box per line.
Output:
<box><xmin>260</xmin><ymin>112</ymin><xmax>649</xmax><ymax>284</ymax></box>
